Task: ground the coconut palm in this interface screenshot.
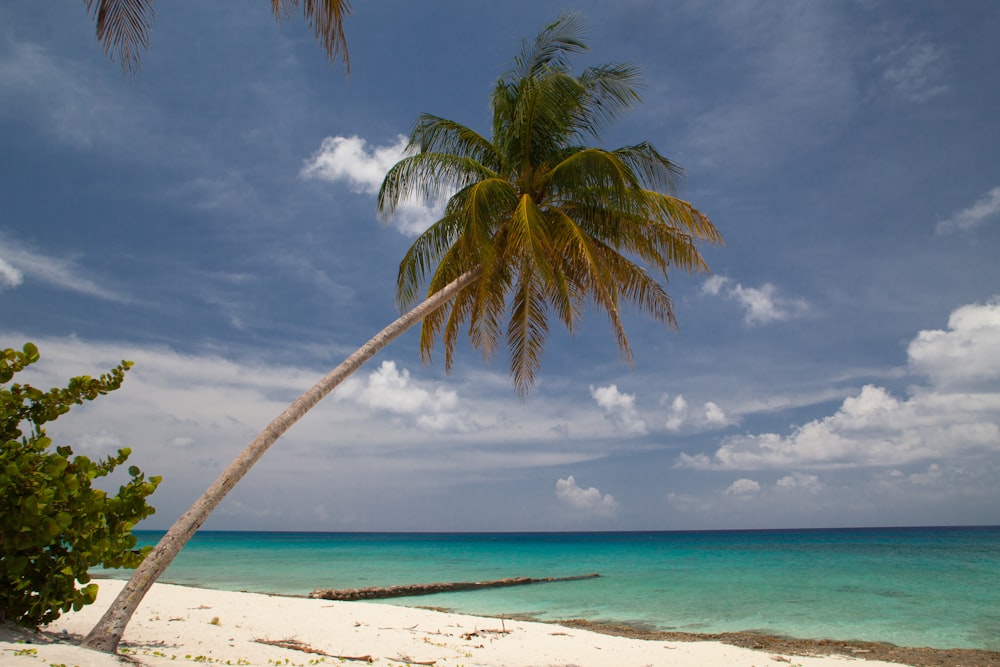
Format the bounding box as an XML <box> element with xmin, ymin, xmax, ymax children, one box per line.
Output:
<box><xmin>82</xmin><ymin>13</ymin><xmax>720</xmax><ymax>653</ymax></box>
<box><xmin>86</xmin><ymin>0</ymin><xmax>350</xmax><ymax>76</ymax></box>
<box><xmin>382</xmin><ymin>13</ymin><xmax>721</xmax><ymax>395</ymax></box>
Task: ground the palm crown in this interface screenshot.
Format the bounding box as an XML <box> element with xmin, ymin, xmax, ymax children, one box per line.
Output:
<box><xmin>379</xmin><ymin>13</ymin><xmax>722</xmax><ymax>396</ymax></box>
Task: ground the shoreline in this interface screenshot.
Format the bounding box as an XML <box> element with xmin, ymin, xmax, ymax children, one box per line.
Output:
<box><xmin>1</xmin><ymin>580</ymin><xmax>997</xmax><ymax>667</ymax></box>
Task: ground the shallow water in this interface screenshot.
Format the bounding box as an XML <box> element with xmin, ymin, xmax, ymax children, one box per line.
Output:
<box><xmin>96</xmin><ymin>526</ymin><xmax>1000</xmax><ymax>650</ymax></box>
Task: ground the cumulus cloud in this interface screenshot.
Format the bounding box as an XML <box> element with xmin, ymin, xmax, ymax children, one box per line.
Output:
<box><xmin>664</xmin><ymin>394</ymin><xmax>688</xmax><ymax>431</ymax></box>
<box><xmin>555</xmin><ymin>476</ymin><xmax>619</xmax><ymax>516</ymax></box>
<box><xmin>724</xmin><ymin>478</ymin><xmax>760</xmax><ymax>496</ymax></box>
<box><xmin>300</xmin><ymin>135</ymin><xmax>407</xmax><ymax>194</ymax></box>
<box><xmin>907</xmin><ymin>463</ymin><xmax>943</xmax><ymax>486</ymax></box>
<box><xmin>935</xmin><ymin>186</ymin><xmax>1000</xmax><ymax>235</ymax></box>
<box><xmin>701</xmin><ymin>276</ymin><xmax>808</xmax><ymax>325</ymax></box>
<box><xmin>908</xmin><ymin>299</ymin><xmax>1000</xmax><ymax>390</ymax></box>
<box><xmin>663</xmin><ymin>394</ymin><xmax>731</xmax><ymax>432</ymax></box>
<box><xmin>590</xmin><ymin>384</ymin><xmax>647</xmax><ymax>434</ymax></box>
<box><xmin>776</xmin><ymin>472</ymin><xmax>823</xmax><ymax>492</ymax></box>
<box><xmin>337</xmin><ymin>360</ymin><xmax>473</xmax><ymax>432</ymax></box>
<box><xmin>300</xmin><ymin>134</ymin><xmax>444</xmax><ymax>235</ymax></box>
<box><xmin>677</xmin><ymin>298</ymin><xmax>1000</xmax><ymax>471</ymax></box>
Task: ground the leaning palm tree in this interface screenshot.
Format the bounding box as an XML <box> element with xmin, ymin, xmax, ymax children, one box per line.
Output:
<box><xmin>82</xmin><ymin>13</ymin><xmax>721</xmax><ymax>654</ymax></box>
<box><xmin>86</xmin><ymin>0</ymin><xmax>351</xmax><ymax>76</ymax></box>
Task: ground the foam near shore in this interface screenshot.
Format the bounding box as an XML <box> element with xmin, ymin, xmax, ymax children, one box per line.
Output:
<box><xmin>2</xmin><ymin>578</ymin><xmax>915</xmax><ymax>666</ymax></box>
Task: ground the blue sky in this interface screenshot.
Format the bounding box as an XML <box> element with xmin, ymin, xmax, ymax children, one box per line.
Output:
<box><xmin>2</xmin><ymin>1</ymin><xmax>998</xmax><ymax>531</ymax></box>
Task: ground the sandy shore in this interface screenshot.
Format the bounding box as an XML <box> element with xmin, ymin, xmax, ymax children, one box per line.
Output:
<box><xmin>0</xmin><ymin>578</ymin><xmax>940</xmax><ymax>667</ymax></box>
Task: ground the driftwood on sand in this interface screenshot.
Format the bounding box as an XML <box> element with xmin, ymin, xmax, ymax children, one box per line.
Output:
<box><xmin>309</xmin><ymin>573</ymin><xmax>600</xmax><ymax>601</ymax></box>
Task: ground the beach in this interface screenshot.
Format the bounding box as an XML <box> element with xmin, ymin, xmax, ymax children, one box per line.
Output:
<box><xmin>4</xmin><ymin>578</ymin><xmax>994</xmax><ymax>667</ymax></box>
<box><xmin>5</xmin><ymin>529</ymin><xmax>998</xmax><ymax>666</ymax></box>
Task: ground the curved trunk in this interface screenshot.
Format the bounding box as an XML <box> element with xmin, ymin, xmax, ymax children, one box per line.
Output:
<box><xmin>82</xmin><ymin>269</ymin><xmax>480</xmax><ymax>654</ymax></box>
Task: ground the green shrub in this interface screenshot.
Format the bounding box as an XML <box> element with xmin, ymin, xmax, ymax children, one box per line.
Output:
<box><xmin>0</xmin><ymin>342</ymin><xmax>160</xmax><ymax>627</ymax></box>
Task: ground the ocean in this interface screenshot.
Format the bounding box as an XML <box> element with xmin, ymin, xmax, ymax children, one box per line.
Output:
<box><xmin>96</xmin><ymin>526</ymin><xmax>1000</xmax><ymax>651</ymax></box>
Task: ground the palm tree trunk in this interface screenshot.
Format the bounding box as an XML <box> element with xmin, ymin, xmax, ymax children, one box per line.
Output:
<box><xmin>82</xmin><ymin>269</ymin><xmax>480</xmax><ymax>654</ymax></box>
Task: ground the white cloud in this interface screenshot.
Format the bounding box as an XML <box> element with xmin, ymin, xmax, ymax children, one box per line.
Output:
<box><xmin>704</xmin><ymin>401</ymin><xmax>728</xmax><ymax>426</ymax></box>
<box><xmin>590</xmin><ymin>384</ymin><xmax>647</xmax><ymax>434</ymax></box>
<box><xmin>0</xmin><ymin>233</ymin><xmax>127</xmax><ymax>301</ymax></box>
<box><xmin>701</xmin><ymin>276</ymin><xmax>808</xmax><ymax>325</ymax></box>
<box><xmin>908</xmin><ymin>298</ymin><xmax>1000</xmax><ymax>390</ymax></box>
<box><xmin>664</xmin><ymin>394</ymin><xmax>688</xmax><ymax>431</ymax></box>
<box><xmin>4</xmin><ymin>334</ymin><xmax>623</xmax><ymax>520</ymax></box>
<box><xmin>663</xmin><ymin>394</ymin><xmax>731</xmax><ymax>432</ymax></box>
<box><xmin>555</xmin><ymin>476</ymin><xmax>619</xmax><ymax>516</ymax></box>
<box><xmin>700</xmin><ymin>274</ymin><xmax>728</xmax><ymax>297</ymax></box>
<box><xmin>0</xmin><ymin>256</ymin><xmax>23</xmax><ymax>288</ymax></box>
<box><xmin>337</xmin><ymin>360</ymin><xmax>473</xmax><ymax>433</ymax></box>
<box><xmin>300</xmin><ymin>135</ymin><xmax>408</xmax><ymax>194</ymax></box>
<box><xmin>300</xmin><ymin>134</ymin><xmax>444</xmax><ymax>236</ymax></box>
<box><xmin>935</xmin><ymin>186</ymin><xmax>1000</xmax><ymax>235</ymax></box>
<box><xmin>724</xmin><ymin>478</ymin><xmax>760</xmax><ymax>496</ymax></box>
<box><xmin>76</xmin><ymin>430</ymin><xmax>124</xmax><ymax>456</ymax></box>
<box><xmin>776</xmin><ymin>472</ymin><xmax>822</xmax><ymax>492</ymax></box>
<box><xmin>677</xmin><ymin>298</ymin><xmax>1000</xmax><ymax>471</ymax></box>
<box><xmin>908</xmin><ymin>463</ymin><xmax>943</xmax><ymax>486</ymax></box>
<box><xmin>880</xmin><ymin>39</ymin><xmax>949</xmax><ymax>104</ymax></box>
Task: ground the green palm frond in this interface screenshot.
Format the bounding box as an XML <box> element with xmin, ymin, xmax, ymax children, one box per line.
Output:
<box><xmin>613</xmin><ymin>143</ymin><xmax>685</xmax><ymax>193</ymax></box>
<box><xmin>409</xmin><ymin>115</ymin><xmax>499</xmax><ymax>168</ymax></box>
<box><xmin>509</xmin><ymin>13</ymin><xmax>589</xmax><ymax>81</ymax></box>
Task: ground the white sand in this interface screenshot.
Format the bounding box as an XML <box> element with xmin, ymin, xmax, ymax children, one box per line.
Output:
<box><xmin>1</xmin><ymin>578</ymin><xmax>909</xmax><ymax>667</ymax></box>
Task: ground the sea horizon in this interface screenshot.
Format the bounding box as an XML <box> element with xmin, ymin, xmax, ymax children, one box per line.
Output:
<box><xmin>132</xmin><ymin>522</ymin><xmax>1000</xmax><ymax>535</ymax></box>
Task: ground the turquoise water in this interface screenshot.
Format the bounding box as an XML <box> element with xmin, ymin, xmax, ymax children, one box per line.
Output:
<box><xmin>97</xmin><ymin>527</ymin><xmax>1000</xmax><ymax>651</ymax></box>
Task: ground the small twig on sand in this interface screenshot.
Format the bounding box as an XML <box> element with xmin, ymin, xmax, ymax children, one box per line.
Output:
<box><xmin>253</xmin><ymin>637</ymin><xmax>372</xmax><ymax>662</ymax></box>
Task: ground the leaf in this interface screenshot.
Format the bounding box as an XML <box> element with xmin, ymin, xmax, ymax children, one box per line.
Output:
<box><xmin>22</xmin><ymin>342</ymin><xmax>40</xmax><ymax>363</ymax></box>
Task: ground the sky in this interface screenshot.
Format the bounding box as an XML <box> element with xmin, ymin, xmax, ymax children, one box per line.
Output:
<box><xmin>1</xmin><ymin>1</ymin><xmax>998</xmax><ymax>532</ymax></box>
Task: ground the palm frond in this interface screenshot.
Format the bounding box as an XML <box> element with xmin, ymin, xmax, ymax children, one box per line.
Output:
<box><xmin>409</xmin><ymin>115</ymin><xmax>498</xmax><ymax>168</ymax></box>
<box><xmin>85</xmin><ymin>0</ymin><xmax>155</xmax><ymax>77</ymax></box>
<box><xmin>613</xmin><ymin>143</ymin><xmax>685</xmax><ymax>193</ymax></box>
<box><xmin>506</xmin><ymin>269</ymin><xmax>550</xmax><ymax>397</ymax></box>
<box><xmin>378</xmin><ymin>152</ymin><xmax>496</xmax><ymax>222</ymax></box>
<box><xmin>574</xmin><ymin>63</ymin><xmax>642</xmax><ymax>137</ymax></box>
<box><xmin>508</xmin><ymin>12</ymin><xmax>588</xmax><ymax>81</ymax></box>
<box><xmin>272</xmin><ymin>0</ymin><xmax>351</xmax><ymax>71</ymax></box>
<box><xmin>396</xmin><ymin>211</ymin><xmax>467</xmax><ymax>308</ymax></box>
<box><xmin>644</xmin><ymin>192</ymin><xmax>724</xmax><ymax>246</ymax></box>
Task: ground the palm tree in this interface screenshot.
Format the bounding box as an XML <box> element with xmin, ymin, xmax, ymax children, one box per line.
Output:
<box><xmin>81</xmin><ymin>13</ymin><xmax>721</xmax><ymax>654</ymax></box>
<box><xmin>86</xmin><ymin>0</ymin><xmax>350</xmax><ymax>76</ymax></box>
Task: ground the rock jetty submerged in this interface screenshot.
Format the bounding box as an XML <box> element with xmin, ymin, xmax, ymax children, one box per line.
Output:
<box><xmin>310</xmin><ymin>573</ymin><xmax>600</xmax><ymax>601</ymax></box>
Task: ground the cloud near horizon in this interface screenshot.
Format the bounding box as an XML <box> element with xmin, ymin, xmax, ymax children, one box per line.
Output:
<box><xmin>555</xmin><ymin>476</ymin><xmax>619</xmax><ymax>517</ymax></box>
<box><xmin>677</xmin><ymin>298</ymin><xmax>1000</xmax><ymax>471</ymax></box>
<box><xmin>300</xmin><ymin>134</ymin><xmax>444</xmax><ymax>235</ymax></box>
<box><xmin>336</xmin><ymin>360</ymin><xmax>476</xmax><ymax>433</ymax></box>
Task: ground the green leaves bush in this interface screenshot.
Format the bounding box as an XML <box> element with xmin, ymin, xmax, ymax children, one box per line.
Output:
<box><xmin>1</xmin><ymin>343</ymin><xmax>160</xmax><ymax>627</ymax></box>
